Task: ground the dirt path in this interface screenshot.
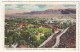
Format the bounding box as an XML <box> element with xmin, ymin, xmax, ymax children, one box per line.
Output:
<box><xmin>52</xmin><ymin>27</ymin><xmax>69</xmax><ymax>48</ymax></box>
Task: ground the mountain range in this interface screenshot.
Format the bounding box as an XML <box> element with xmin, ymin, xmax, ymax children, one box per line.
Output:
<box><xmin>15</xmin><ymin>8</ymin><xmax>76</xmax><ymax>15</ymax></box>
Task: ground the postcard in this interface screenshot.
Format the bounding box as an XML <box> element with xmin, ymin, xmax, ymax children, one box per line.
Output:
<box><xmin>0</xmin><ymin>1</ymin><xmax>79</xmax><ymax>51</ymax></box>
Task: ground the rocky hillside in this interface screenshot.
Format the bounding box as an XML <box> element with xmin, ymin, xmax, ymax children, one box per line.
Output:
<box><xmin>58</xmin><ymin>25</ymin><xmax>76</xmax><ymax>48</ymax></box>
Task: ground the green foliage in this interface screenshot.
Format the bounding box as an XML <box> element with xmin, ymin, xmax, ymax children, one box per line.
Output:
<box><xmin>19</xmin><ymin>40</ymin><xmax>27</xmax><ymax>45</ymax></box>
<box><xmin>5</xmin><ymin>17</ymin><xmax>73</xmax><ymax>48</ymax></box>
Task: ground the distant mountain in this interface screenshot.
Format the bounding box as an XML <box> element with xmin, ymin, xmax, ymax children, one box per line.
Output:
<box><xmin>15</xmin><ymin>8</ymin><xmax>76</xmax><ymax>15</ymax></box>
<box><xmin>60</xmin><ymin>9</ymin><xmax>76</xmax><ymax>14</ymax></box>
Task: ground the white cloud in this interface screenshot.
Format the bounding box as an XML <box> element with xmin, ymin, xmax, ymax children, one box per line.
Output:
<box><xmin>5</xmin><ymin>4</ymin><xmax>40</xmax><ymax>11</ymax></box>
<box><xmin>5</xmin><ymin>4</ymin><xmax>76</xmax><ymax>12</ymax></box>
<box><xmin>22</xmin><ymin>5</ymin><xmax>39</xmax><ymax>11</ymax></box>
<box><xmin>45</xmin><ymin>5</ymin><xmax>76</xmax><ymax>10</ymax></box>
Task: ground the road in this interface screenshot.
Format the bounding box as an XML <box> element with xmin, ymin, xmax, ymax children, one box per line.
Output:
<box><xmin>52</xmin><ymin>27</ymin><xmax>69</xmax><ymax>48</ymax></box>
<box><xmin>39</xmin><ymin>27</ymin><xmax>69</xmax><ymax>48</ymax></box>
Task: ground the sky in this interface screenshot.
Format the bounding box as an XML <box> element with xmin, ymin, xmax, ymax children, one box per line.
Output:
<box><xmin>5</xmin><ymin>4</ymin><xmax>76</xmax><ymax>14</ymax></box>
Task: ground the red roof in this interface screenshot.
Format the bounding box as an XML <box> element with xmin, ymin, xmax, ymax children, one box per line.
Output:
<box><xmin>19</xmin><ymin>44</ymin><xmax>26</xmax><ymax>48</ymax></box>
<box><xmin>54</xmin><ymin>27</ymin><xmax>59</xmax><ymax>32</ymax></box>
<box><xmin>19</xmin><ymin>22</ymin><xmax>28</xmax><ymax>26</ymax></box>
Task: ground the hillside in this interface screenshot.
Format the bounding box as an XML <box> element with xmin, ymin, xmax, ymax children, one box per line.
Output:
<box><xmin>58</xmin><ymin>25</ymin><xmax>76</xmax><ymax>48</ymax></box>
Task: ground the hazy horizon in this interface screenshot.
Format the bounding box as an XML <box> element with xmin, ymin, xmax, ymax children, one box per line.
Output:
<box><xmin>5</xmin><ymin>4</ymin><xmax>76</xmax><ymax>14</ymax></box>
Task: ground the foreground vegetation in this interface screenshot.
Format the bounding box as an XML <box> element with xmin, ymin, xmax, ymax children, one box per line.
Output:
<box><xmin>5</xmin><ymin>17</ymin><xmax>75</xmax><ymax>48</ymax></box>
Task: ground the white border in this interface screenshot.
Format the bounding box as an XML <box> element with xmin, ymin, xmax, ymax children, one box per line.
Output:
<box><xmin>0</xmin><ymin>1</ymin><xmax>79</xmax><ymax>52</ymax></box>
